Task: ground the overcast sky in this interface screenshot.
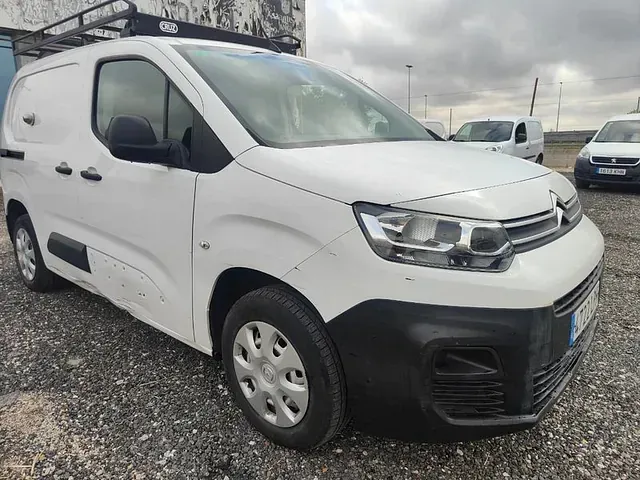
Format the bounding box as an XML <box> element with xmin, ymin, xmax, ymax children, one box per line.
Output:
<box><xmin>306</xmin><ymin>0</ymin><xmax>640</xmax><ymax>133</ymax></box>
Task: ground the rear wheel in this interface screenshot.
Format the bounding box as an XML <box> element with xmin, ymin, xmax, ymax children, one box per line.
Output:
<box><xmin>222</xmin><ymin>286</ymin><xmax>347</xmax><ymax>450</ymax></box>
<box><xmin>575</xmin><ymin>179</ymin><xmax>590</xmax><ymax>189</ymax></box>
<box><xmin>536</xmin><ymin>154</ymin><xmax>544</xmax><ymax>164</ymax></box>
<box><xmin>12</xmin><ymin>214</ymin><xmax>62</xmax><ymax>292</ymax></box>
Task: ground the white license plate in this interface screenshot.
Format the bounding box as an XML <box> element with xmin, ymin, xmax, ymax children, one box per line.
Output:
<box><xmin>596</xmin><ymin>167</ymin><xmax>626</xmax><ymax>176</ymax></box>
<box><xmin>569</xmin><ymin>282</ymin><xmax>600</xmax><ymax>346</ymax></box>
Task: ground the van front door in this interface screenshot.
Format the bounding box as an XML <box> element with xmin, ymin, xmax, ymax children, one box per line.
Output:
<box><xmin>513</xmin><ymin>122</ymin><xmax>534</xmax><ymax>160</ymax></box>
<box><xmin>74</xmin><ymin>49</ymin><xmax>202</xmax><ymax>341</ymax></box>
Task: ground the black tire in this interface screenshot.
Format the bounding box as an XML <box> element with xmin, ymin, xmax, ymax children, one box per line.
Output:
<box><xmin>12</xmin><ymin>214</ymin><xmax>62</xmax><ymax>292</ymax></box>
<box><xmin>222</xmin><ymin>286</ymin><xmax>347</xmax><ymax>450</ymax></box>
<box><xmin>575</xmin><ymin>179</ymin><xmax>590</xmax><ymax>190</ymax></box>
<box><xmin>536</xmin><ymin>155</ymin><xmax>544</xmax><ymax>165</ymax></box>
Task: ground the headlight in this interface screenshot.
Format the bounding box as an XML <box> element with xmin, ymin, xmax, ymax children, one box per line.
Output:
<box><xmin>354</xmin><ymin>204</ymin><xmax>515</xmax><ymax>272</ymax></box>
<box><xmin>486</xmin><ymin>145</ymin><xmax>504</xmax><ymax>153</ymax></box>
<box><xmin>577</xmin><ymin>147</ymin><xmax>590</xmax><ymax>161</ymax></box>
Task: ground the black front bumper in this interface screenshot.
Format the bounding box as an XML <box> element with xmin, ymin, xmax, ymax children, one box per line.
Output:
<box><xmin>574</xmin><ymin>157</ymin><xmax>640</xmax><ymax>184</ymax></box>
<box><xmin>326</xmin><ymin>265</ymin><xmax>602</xmax><ymax>442</ymax></box>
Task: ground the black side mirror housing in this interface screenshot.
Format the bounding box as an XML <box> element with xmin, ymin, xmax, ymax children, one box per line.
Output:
<box><xmin>585</xmin><ymin>136</ymin><xmax>593</xmax><ymax>144</ymax></box>
<box><xmin>107</xmin><ymin>115</ymin><xmax>186</xmax><ymax>167</ymax></box>
<box><xmin>374</xmin><ymin>121</ymin><xmax>389</xmax><ymax>136</ymax></box>
<box><xmin>515</xmin><ymin>132</ymin><xmax>527</xmax><ymax>144</ymax></box>
<box><xmin>448</xmin><ymin>134</ymin><xmax>456</xmax><ymax>141</ymax></box>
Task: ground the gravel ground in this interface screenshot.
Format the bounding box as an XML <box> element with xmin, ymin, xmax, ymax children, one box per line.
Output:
<box><xmin>1</xmin><ymin>177</ymin><xmax>639</xmax><ymax>480</ymax></box>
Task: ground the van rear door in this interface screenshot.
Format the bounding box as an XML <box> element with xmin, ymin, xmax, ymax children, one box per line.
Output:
<box><xmin>1</xmin><ymin>59</ymin><xmax>86</xmax><ymax>279</ymax></box>
<box><xmin>527</xmin><ymin>121</ymin><xmax>544</xmax><ymax>161</ymax></box>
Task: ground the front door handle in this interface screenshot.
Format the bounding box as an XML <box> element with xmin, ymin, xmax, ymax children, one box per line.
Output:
<box><xmin>80</xmin><ymin>170</ymin><xmax>102</xmax><ymax>182</ymax></box>
<box><xmin>55</xmin><ymin>165</ymin><xmax>73</xmax><ymax>175</ymax></box>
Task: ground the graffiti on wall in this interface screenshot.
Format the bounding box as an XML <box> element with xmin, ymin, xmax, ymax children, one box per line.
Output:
<box><xmin>1</xmin><ymin>0</ymin><xmax>305</xmax><ymax>52</ymax></box>
<box><xmin>149</xmin><ymin>0</ymin><xmax>304</xmax><ymax>39</ymax></box>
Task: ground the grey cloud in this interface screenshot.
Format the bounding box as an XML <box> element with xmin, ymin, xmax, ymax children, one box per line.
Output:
<box><xmin>308</xmin><ymin>0</ymin><xmax>640</xmax><ymax>129</ymax></box>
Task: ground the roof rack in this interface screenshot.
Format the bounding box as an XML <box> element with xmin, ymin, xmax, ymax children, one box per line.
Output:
<box><xmin>12</xmin><ymin>0</ymin><xmax>302</xmax><ymax>59</ymax></box>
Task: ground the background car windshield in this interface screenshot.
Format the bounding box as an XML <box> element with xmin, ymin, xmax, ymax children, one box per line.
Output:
<box><xmin>453</xmin><ymin>121</ymin><xmax>514</xmax><ymax>142</ymax></box>
<box><xmin>594</xmin><ymin>121</ymin><xmax>640</xmax><ymax>143</ymax></box>
<box><xmin>175</xmin><ymin>46</ymin><xmax>436</xmax><ymax>148</ymax></box>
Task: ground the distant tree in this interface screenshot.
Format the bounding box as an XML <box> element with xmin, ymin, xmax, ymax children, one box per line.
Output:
<box><xmin>629</xmin><ymin>109</ymin><xmax>640</xmax><ymax>114</ymax></box>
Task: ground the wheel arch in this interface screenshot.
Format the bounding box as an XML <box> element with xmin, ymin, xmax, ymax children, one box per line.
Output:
<box><xmin>208</xmin><ymin>267</ymin><xmax>323</xmax><ymax>358</ymax></box>
<box><xmin>5</xmin><ymin>198</ymin><xmax>29</xmax><ymax>242</ymax></box>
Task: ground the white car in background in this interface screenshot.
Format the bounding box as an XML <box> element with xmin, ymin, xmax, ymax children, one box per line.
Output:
<box><xmin>574</xmin><ymin>113</ymin><xmax>640</xmax><ymax>189</ymax></box>
<box><xmin>451</xmin><ymin>116</ymin><xmax>545</xmax><ymax>164</ymax></box>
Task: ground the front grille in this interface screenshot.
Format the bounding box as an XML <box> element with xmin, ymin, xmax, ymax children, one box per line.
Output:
<box><xmin>502</xmin><ymin>193</ymin><xmax>582</xmax><ymax>253</ymax></box>
<box><xmin>554</xmin><ymin>258</ymin><xmax>603</xmax><ymax>317</ymax></box>
<box><xmin>433</xmin><ymin>380</ymin><xmax>505</xmax><ymax>419</ymax></box>
<box><xmin>591</xmin><ymin>156</ymin><xmax>639</xmax><ymax>166</ymax></box>
<box><xmin>532</xmin><ymin>322</ymin><xmax>594</xmax><ymax>412</ymax></box>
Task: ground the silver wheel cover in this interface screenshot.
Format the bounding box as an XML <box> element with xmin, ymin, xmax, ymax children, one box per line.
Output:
<box><xmin>233</xmin><ymin>321</ymin><xmax>309</xmax><ymax>428</ymax></box>
<box><xmin>15</xmin><ymin>228</ymin><xmax>36</xmax><ymax>282</ymax></box>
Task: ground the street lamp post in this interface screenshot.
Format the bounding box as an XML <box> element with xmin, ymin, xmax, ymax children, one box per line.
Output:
<box><xmin>556</xmin><ymin>82</ymin><xmax>563</xmax><ymax>132</ymax></box>
<box><xmin>424</xmin><ymin>94</ymin><xmax>428</xmax><ymax>118</ymax></box>
<box><xmin>406</xmin><ymin>64</ymin><xmax>413</xmax><ymax>113</ymax></box>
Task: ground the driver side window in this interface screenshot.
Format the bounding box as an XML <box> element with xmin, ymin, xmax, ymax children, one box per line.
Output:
<box><xmin>515</xmin><ymin>122</ymin><xmax>527</xmax><ymax>143</ymax></box>
<box><xmin>95</xmin><ymin>59</ymin><xmax>194</xmax><ymax>156</ymax></box>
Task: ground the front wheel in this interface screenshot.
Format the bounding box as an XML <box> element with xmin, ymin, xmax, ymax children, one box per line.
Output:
<box><xmin>536</xmin><ymin>155</ymin><xmax>544</xmax><ymax>164</ymax></box>
<box><xmin>575</xmin><ymin>179</ymin><xmax>590</xmax><ymax>189</ymax></box>
<box><xmin>222</xmin><ymin>286</ymin><xmax>347</xmax><ymax>450</ymax></box>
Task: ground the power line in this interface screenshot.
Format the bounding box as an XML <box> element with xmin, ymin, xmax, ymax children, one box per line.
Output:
<box><xmin>421</xmin><ymin>98</ymin><xmax>640</xmax><ymax>110</ymax></box>
<box><xmin>390</xmin><ymin>74</ymin><xmax>640</xmax><ymax>101</ymax></box>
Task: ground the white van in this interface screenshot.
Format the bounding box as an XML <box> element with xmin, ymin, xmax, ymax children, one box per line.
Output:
<box><xmin>417</xmin><ymin>118</ymin><xmax>446</xmax><ymax>139</ymax></box>
<box><xmin>1</xmin><ymin>4</ymin><xmax>603</xmax><ymax>450</ymax></box>
<box><xmin>451</xmin><ymin>116</ymin><xmax>545</xmax><ymax>164</ymax></box>
<box><xmin>574</xmin><ymin>113</ymin><xmax>640</xmax><ymax>189</ymax></box>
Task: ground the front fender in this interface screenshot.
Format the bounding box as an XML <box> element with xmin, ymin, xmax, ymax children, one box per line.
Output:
<box><xmin>191</xmin><ymin>162</ymin><xmax>356</xmax><ymax>349</ymax></box>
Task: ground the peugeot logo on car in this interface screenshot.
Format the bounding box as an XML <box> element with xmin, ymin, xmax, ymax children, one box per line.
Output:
<box><xmin>611</xmin><ymin>158</ymin><xmax>617</xmax><ymax>164</ymax></box>
<box><xmin>159</xmin><ymin>21</ymin><xmax>179</xmax><ymax>34</ymax></box>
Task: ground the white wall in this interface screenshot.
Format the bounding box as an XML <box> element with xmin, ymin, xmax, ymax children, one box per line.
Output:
<box><xmin>0</xmin><ymin>0</ymin><xmax>305</xmax><ymax>54</ymax></box>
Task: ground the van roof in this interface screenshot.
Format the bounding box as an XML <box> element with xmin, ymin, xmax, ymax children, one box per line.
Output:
<box><xmin>606</xmin><ymin>113</ymin><xmax>640</xmax><ymax>122</ymax></box>
<box><xmin>15</xmin><ymin>36</ymin><xmax>277</xmax><ymax>76</ymax></box>
<box><xmin>465</xmin><ymin>116</ymin><xmax>541</xmax><ymax>124</ymax></box>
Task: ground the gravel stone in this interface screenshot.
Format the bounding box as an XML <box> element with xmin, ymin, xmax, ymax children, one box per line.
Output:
<box><xmin>1</xmin><ymin>177</ymin><xmax>639</xmax><ymax>479</ymax></box>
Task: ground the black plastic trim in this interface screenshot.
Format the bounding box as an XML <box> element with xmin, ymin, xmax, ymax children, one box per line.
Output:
<box><xmin>325</xmin><ymin>290</ymin><xmax>601</xmax><ymax>442</ymax></box>
<box><xmin>47</xmin><ymin>233</ymin><xmax>91</xmax><ymax>273</ymax></box>
<box><xmin>55</xmin><ymin>165</ymin><xmax>73</xmax><ymax>175</ymax></box>
<box><xmin>575</xmin><ymin>156</ymin><xmax>640</xmax><ymax>185</ymax></box>
<box><xmin>0</xmin><ymin>149</ymin><xmax>25</xmax><ymax>160</ymax></box>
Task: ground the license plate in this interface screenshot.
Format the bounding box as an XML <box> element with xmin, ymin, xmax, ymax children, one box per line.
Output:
<box><xmin>569</xmin><ymin>282</ymin><xmax>599</xmax><ymax>346</ymax></box>
<box><xmin>596</xmin><ymin>167</ymin><xmax>626</xmax><ymax>175</ymax></box>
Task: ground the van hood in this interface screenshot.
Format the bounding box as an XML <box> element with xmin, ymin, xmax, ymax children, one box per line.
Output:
<box><xmin>587</xmin><ymin>141</ymin><xmax>640</xmax><ymax>157</ymax></box>
<box><xmin>236</xmin><ymin>141</ymin><xmax>548</xmax><ymax>205</ymax></box>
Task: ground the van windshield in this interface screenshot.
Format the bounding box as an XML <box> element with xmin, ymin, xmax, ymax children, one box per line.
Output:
<box><xmin>453</xmin><ymin>121</ymin><xmax>514</xmax><ymax>142</ymax></box>
<box><xmin>594</xmin><ymin>120</ymin><xmax>640</xmax><ymax>143</ymax></box>
<box><xmin>174</xmin><ymin>46</ymin><xmax>436</xmax><ymax>148</ymax></box>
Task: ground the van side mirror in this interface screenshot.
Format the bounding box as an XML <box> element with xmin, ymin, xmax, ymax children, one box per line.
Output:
<box><xmin>448</xmin><ymin>134</ymin><xmax>456</xmax><ymax>141</ymax></box>
<box><xmin>374</xmin><ymin>121</ymin><xmax>389</xmax><ymax>136</ymax></box>
<box><xmin>515</xmin><ymin>132</ymin><xmax>527</xmax><ymax>144</ymax></box>
<box><xmin>585</xmin><ymin>136</ymin><xmax>593</xmax><ymax>144</ymax></box>
<box><xmin>107</xmin><ymin>115</ymin><xmax>186</xmax><ymax>167</ymax></box>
